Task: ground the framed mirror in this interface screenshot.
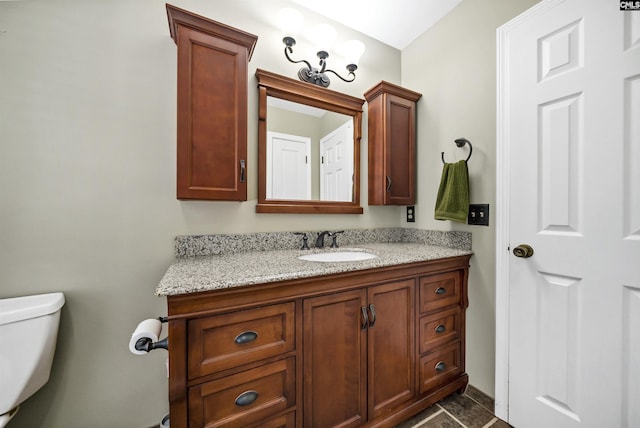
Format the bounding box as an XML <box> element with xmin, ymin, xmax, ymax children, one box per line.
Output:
<box><xmin>256</xmin><ymin>69</ymin><xmax>365</xmax><ymax>214</ymax></box>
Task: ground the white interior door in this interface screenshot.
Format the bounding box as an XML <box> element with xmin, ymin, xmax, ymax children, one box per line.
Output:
<box><xmin>267</xmin><ymin>131</ymin><xmax>311</xmax><ymax>200</ymax></box>
<box><xmin>320</xmin><ymin>120</ymin><xmax>353</xmax><ymax>201</ymax></box>
<box><xmin>497</xmin><ymin>1</ymin><xmax>640</xmax><ymax>427</ymax></box>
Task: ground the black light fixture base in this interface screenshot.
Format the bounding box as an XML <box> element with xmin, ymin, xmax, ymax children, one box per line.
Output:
<box><xmin>298</xmin><ymin>67</ymin><xmax>330</xmax><ymax>88</ymax></box>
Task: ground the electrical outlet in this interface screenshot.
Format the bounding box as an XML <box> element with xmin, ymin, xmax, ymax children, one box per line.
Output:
<box><xmin>406</xmin><ymin>206</ymin><xmax>416</xmax><ymax>222</ymax></box>
<box><xmin>468</xmin><ymin>204</ymin><xmax>489</xmax><ymax>226</ymax></box>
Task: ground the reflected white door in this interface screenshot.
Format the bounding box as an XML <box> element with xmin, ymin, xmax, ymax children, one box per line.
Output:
<box><xmin>320</xmin><ymin>120</ymin><xmax>353</xmax><ymax>201</ymax></box>
<box><xmin>267</xmin><ymin>131</ymin><xmax>311</xmax><ymax>200</ymax></box>
<box><xmin>497</xmin><ymin>1</ymin><xmax>640</xmax><ymax>427</ymax></box>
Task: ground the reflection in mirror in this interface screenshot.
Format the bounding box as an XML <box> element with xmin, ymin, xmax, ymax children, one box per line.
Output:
<box><xmin>256</xmin><ymin>69</ymin><xmax>365</xmax><ymax>214</ymax></box>
<box><xmin>266</xmin><ymin>97</ymin><xmax>353</xmax><ymax>202</ymax></box>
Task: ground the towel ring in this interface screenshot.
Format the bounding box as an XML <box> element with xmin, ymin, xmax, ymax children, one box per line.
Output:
<box><xmin>441</xmin><ymin>138</ymin><xmax>472</xmax><ymax>163</ymax></box>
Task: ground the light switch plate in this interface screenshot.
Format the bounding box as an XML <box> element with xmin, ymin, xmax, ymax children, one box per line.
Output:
<box><xmin>468</xmin><ymin>204</ymin><xmax>489</xmax><ymax>226</ymax></box>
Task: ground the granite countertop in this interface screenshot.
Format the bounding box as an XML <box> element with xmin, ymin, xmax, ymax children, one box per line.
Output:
<box><xmin>156</xmin><ymin>242</ymin><xmax>472</xmax><ymax>296</ymax></box>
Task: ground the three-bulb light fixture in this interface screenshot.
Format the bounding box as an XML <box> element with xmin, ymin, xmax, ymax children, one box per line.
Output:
<box><xmin>277</xmin><ymin>8</ymin><xmax>365</xmax><ymax>88</ymax></box>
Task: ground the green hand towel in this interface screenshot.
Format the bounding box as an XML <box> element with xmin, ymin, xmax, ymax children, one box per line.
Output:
<box><xmin>434</xmin><ymin>160</ymin><xmax>469</xmax><ymax>223</ymax></box>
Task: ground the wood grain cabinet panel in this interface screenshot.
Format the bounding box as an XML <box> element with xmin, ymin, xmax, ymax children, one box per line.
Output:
<box><xmin>188</xmin><ymin>358</ymin><xmax>295</xmax><ymax>428</ymax></box>
<box><xmin>419</xmin><ymin>341</ymin><xmax>463</xmax><ymax>394</ymax></box>
<box><xmin>419</xmin><ymin>271</ymin><xmax>462</xmax><ymax>313</ymax></box>
<box><xmin>167</xmin><ymin>255</ymin><xmax>471</xmax><ymax>427</ymax></box>
<box><xmin>365</xmin><ymin>81</ymin><xmax>422</xmax><ymax>205</ymax></box>
<box><xmin>419</xmin><ymin>307</ymin><xmax>462</xmax><ymax>354</ymax></box>
<box><xmin>303</xmin><ymin>289</ymin><xmax>367</xmax><ymax>428</ymax></box>
<box><xmin>167</xmin><ymin>5</ymin><xmax>257</xmax><ymax>200</ymax></box>
<box><xmin>187</xmin><ymin>302</ymin><xmax>295</xmax><ymax>378</ymax></box>
<box><xmin>367</xmin><ymin>279</ymin><xmax>416</xmax><ymax>419</ymax></box>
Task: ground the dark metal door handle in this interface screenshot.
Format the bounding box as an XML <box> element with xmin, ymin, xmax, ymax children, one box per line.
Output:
<box><xmin>513</xmin><ymin>244</ymin><xmax>534</xmax><ymax>258</ymax></box>
<box><xmin>361</xmin><ymin>306</ymin><xmax>369</xmax><ymax>330</ymax></box>
<box><xmin>435</xmin><ymin>287</ymin><xmax>447</xmax><ymax>295</ymax></box>
<box><xmin>240</xmin><ymin>160</ymin><xmax>246</xmax><ymax>183</ymax></box>
<box><xmin>435</xmin><ymin>324</ymin><xmax>446</xmax><ymax>333</ymax></box>
<box><xmin>368</xmin><ymin>304</ymin><xmax>376</xmax><ymax>328</ymax></box>
<box><xmin>386</xmin><ymin>176</ymin><xmax>391</xmax><ymax>191</ymax></box>
<box><xmin>435</xmin><ymin>361</ymin><xmax>446</xmax><ymax>372</ymax></box>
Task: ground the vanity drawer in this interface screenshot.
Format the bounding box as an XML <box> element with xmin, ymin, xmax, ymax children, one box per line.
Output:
<box><xmin>188</xmin><ymin>358</ymin><xmax>295</xmax><ymax>428</ymax></box>
<box><xmin>248</xmin><ymin>410</ymin><xmax>295</xmax><ymax>428</ymax></box>
<box><xmin>188</xmin><ymin>302</ymin><xmax>295</xmax><ymax>378</ymax></box>
<box><xmin>419</xmin><ymin>271</ymin><xmax>461</xmax><ymax>313</ymax></box>
<box><xmin>419</xmin><ymin>341</ymin><xmax>462</xmax><ymax>394</ymax></box>
<box><xmin>419</xmin><ymin>307</ymin><xmax>461</xmax><ymax>354</ymax></box>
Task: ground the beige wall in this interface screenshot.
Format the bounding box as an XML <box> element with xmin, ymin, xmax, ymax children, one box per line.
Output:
<box><xmin>0</xmin><ymin>1</ymin><xmax>400</xmax><ymax>427</ymax></box>
<box><xmin>401</xmin><ymin>0</ymin><xmax>540</xmax><ymax>397</ymax></box>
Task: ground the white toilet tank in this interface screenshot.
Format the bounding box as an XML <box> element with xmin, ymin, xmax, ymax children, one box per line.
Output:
<box><xmin>0</xmin><ymin>292</ymin><xmax>65</xmax><ymax>416</ymax></box>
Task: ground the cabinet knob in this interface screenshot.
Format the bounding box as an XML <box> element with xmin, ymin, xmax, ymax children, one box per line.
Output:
<box><xmin>435</xmin><ymin>287</ymin><xmax>447</xmax><ymax>295</ymax></box>
<box><xmin>435</xmin><ymin>324</ymin><xmax>446</xmax><ymax>333</ymax></box>
<box><xmin>234</xmin><ymin>331</ymin><xmax>258</xmax><ymax>344</ymax></box>
<box><xmin>435</xmin><ymin>361</ymin><xmax>446</xmax><ymax>372</ymax></box>
<box><xmin>235</xmin><ymin>390</ymin><xmax>258</xmax><ymax>406</ymax></box>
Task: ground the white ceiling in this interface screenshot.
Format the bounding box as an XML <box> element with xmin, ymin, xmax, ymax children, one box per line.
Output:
<box><xmin>291</xmin><ymin>0</ymin><xmax>463</xmax><ymax>50</ymax></box>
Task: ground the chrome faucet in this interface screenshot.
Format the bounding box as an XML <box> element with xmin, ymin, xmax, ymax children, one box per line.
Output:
<box><xmin>315</xmin><ymin>231</ymin><xmax>332</xmax><ymax>248</ymax></box>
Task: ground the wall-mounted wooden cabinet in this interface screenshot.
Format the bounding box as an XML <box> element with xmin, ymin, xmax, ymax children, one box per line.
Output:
<box><xmin>365</xmin><ymin>81</ymin><xmax>422</xmax><ymax>205</ymax></box>
<box><xmin>167</xmin><ymin>5</ymin><xmax>258</xmax><ymax>200</ymax></box>
<box><xmin>166</xmin><ymin>255</ymin><xmax>470</xmax><ymax>427</ymax></box>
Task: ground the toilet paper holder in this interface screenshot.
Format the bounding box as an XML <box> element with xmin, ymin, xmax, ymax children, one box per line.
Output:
<box><xmin>134</xmin><ymin>317</ymin><xmax>169</xmax><ymax>353</ymax></box>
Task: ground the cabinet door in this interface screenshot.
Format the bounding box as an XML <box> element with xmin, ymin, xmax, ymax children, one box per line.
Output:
<box><xmin>175</xmin><ymin>26</ymin><xmax>249</xmax><ymax>200</ymax></box>
<box><xmin>384</xmin><ymin>94</ymin><xmax>416</xmax><ymax>205</ymax></box>
<box><xmin>303</xmin><ymin>290</ymin><xmax>367</xmax><ymax>428</ymax></box>
<box><xmin>367</xmin><ymin>279</ymin><xmax>416</xmax><ymax>419</ymax></box>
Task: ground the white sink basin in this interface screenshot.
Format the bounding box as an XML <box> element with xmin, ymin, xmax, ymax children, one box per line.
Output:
<box><xmin>298</xmin><ymin>251</ymin><xmax>378</xmax><ymax>263</ymax></box>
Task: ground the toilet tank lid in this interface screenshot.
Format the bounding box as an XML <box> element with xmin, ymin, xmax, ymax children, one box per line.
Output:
<box><xmin>0</xmin><ymin>292</ymin><xmax>65</xmax><ymax>326</ymax></box>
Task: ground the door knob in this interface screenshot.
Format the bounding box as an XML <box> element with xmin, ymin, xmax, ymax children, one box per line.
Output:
<box><xmin>513</xmin><ymin>244</ymin><xmax>534</xmax><ymax>258</ymax></box>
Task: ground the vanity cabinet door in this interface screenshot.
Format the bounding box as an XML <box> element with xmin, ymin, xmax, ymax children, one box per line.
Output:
<box><xmin>365</xmin><ymin>81</ymin><xmax>422</xmax><ymax>206</ymax></box>
<box><xmin>367</xmin><ymin>279</ymin><xmax>416</xmax><ymax>419</ymax></box>
<box><xmin>303</xmin><ymin>279</ymin><xmax>416</xmax><ymax>426</ymax></box>
<box><xmin>303</xmin><ymin>290</ymin><xmax>367</xmax><ymax>428</ymax></box>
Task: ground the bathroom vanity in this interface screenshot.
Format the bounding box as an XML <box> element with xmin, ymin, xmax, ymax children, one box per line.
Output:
<box><xmin>158</xmin><ymin>234</ymin><xmax>472</xmax><ymax>428</ymax></box>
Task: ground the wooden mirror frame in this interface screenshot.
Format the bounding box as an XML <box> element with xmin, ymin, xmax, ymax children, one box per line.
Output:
<box><xmin>256</xmin><ymin>69</ymin><xmax>365</xmax><ymax>214</ymax></box>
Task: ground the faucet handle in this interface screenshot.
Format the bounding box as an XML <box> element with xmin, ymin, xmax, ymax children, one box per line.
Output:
<box><xmin>329</xmin><ymin>231</ymin><xmax>344</xmax><ymax>248</ymax></box>
<box><xmin>294</xmin><ymin>232</ymin><xmax>310</xmax><ymax>250</ymax></box>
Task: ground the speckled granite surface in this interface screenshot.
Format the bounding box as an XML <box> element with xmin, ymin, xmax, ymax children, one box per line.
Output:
<box><xmin>157</xmin><ymin>229</ymin><xmax>472</xmax><ymax>296</ymax></box>
<box><xmin>174</xmin><ymin>227</ymin><xmax>471</xmax><ymax>257</ymax></box>
<box><xmin>157</xmin><ymin>242</ymin><xmax>472</xmax><ymax>296</ymax></box>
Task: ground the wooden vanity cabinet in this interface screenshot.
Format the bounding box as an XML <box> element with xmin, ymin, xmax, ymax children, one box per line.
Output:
<box><xmin>365</xmin><ymin>81</ymin><xmax>422</xmax><ymax>205</ymax></box>
<box><xmin>166</xmin><ymin>5</ymin><xmax>258</xmax><ymax>201</ymax></box>
<box><xmin>303</xmin><ymin>279</ymin><xmax>414</xmax><ymax>428</ymax></box>
<box><xmin>166</xmin><ymin>255</ymin><xmax>470</xmax><ymax>428</ymax></box>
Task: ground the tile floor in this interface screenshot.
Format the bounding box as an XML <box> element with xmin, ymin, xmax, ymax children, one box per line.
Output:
<box><xmin>395</xmin><ymin>385</ymin><xmax>511</xmax><ymax>428</ymax></box>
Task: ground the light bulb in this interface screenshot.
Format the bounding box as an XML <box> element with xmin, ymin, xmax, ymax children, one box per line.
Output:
<box><xmin>277</xmin><ymin>8</ymin><xmax>304</xmax><ymax>39</ymax></box>
<box><xmin>342</xmin><ymin>40</ymin><xmax>365</xmax><ymax>66</ymax></box>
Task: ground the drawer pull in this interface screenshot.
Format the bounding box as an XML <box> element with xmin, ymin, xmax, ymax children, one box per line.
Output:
<box><xmin>435</xmin><ymin>361</ymin><xmax>447</xmax><ymax>372</ymax></box>
<box><xmin>435</xmin><ymin>324</ymin><xmax>446</xmax><ymax>333</ymax></box>
<box><xmin>234</xmin><ymin>331</ymin><xmax>258</xmax><ymax>344</ymax></box>
<box><xmin>235</xmin><ymin>390</ymin><xmax>258</xmax><ymax>406</ymax></box>
<box><xmin>435</xmin><ymin>287</ymin><xmax>447</xmax><ymax>295</ymax></box>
